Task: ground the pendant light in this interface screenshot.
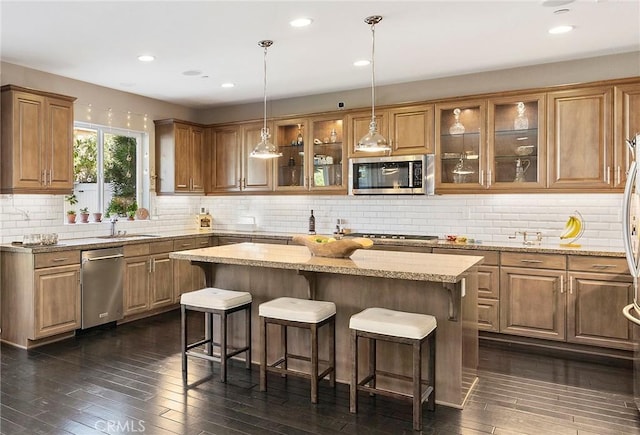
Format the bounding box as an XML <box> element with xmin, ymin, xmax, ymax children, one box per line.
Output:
<box><xmin>355</xmin><ymin>15</ymin><xmax>390</xmax><ymax>153</ymax></box>
<box><xmin>250</xmin><ymin>40</ymin><xmax>282</xmax><ymax>159</ymax></box>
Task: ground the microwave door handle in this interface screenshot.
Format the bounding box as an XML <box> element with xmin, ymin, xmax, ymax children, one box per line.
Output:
<box><xmin>408</xmin><ymin>162</ymin><xmax>414</xmax><ymax>188</ymax></box>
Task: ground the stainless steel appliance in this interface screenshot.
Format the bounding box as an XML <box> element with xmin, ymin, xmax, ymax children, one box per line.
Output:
<box><xmin>81</xmin><ymin>247</ymin><xmax>124</xmax><ymax>329</ymax></box>
<box><xmin>621</xmin><ymin>133</ymin><xmax>640</xmax><ymax>410</ymax></box>
<box><xmin>348</xmin><ymin>232</ymin><xmax>438</xmax><ymax>241</ymax></box>
<box><xmin>349</xmin><ymin>154</ymin><xmax>435</xmax><ymax>195</ymax></box>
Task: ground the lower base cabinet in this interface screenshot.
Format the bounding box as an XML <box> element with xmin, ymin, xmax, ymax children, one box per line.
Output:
<box><xmin>173</xmin><ymin>236</ymin><xmax>211</xmax><ymax>302</ymax></box>
<box><xmin>34</xmin><ymin>264</ymin><xmax>81</xmax><ymax>339</ymax></box>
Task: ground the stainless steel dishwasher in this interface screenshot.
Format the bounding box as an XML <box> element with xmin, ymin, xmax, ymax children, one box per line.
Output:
<box><xmin>81</xmin><ymin>247</ymin><xmax>124</xmax><ymax>329</ymax></box>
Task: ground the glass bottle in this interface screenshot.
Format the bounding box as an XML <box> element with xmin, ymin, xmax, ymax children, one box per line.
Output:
<box><xmin>296</xmin><ymin>124</ymin><xmax>304</xmax><ymax>147</ymax></box>
<box><xmin>449</xmin><ymin>108</ymin><xmax>465</xmax><ymax>135</ymax></box>
<box><xmin>330</xmin><ymin>128</ymin><xmax>338</xmax><ymax>143</ymax></box>
<box><xmin>308</xmin><ymin>210</ymin><xmax>316</xmax><ymax>234</ymax></box>
<box><xmin>514</xmin><ymin>102</ymin><xmax>529</xmax><ymax>130</ymax></box>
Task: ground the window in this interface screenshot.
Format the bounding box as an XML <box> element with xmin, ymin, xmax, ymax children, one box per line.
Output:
<box><xmin>72</xmin><ymin>122</ymin><xmax>147</xmax><ymax>218</ymax></box>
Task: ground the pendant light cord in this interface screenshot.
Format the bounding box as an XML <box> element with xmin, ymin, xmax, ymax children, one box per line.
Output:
<box><xmin>370</xmin><ymin>20</ymin><xmax>376</xmax><ymax>122</ymax></box>
<box><xmin>263</xmin><ymin>44</ymin><xmax>268</xmax><ymax>133</ymax></box>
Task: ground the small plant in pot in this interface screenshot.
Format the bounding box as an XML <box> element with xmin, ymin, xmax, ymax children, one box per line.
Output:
<box><xmin>92</xmin><ymin>212</ymin><xmax>102</xmax><ymax>223</ymax></box>
<box><xmin>126</xmin><ymin>201</ymin><xmax>138</xmax><ymax>221</ymax></box>
<box><xmin>66</xmin><ymin>209</ymin><xmax>77</xmax><ymax>224</ymax></box>
<box><xmin>79</xmin><ymin>207</ymin><xmax>90</xmax><ymax>223</ymax></box>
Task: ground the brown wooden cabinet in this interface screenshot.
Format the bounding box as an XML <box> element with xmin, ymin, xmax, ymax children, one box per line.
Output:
<box><xmin>211</xmin><ymin>122</ymin><xmax>273</xmax><ymax>192</ymax></box>
<box><xmin>1</xmin><ymin>85</ymin><xmax>75</xmax><ymax>194</ymax></box>
<box><xmin>499</xmin><ymin>252</ymin><xmax>566</xmax><ymax>341</ymax></box>
<box><xmin>547</xmin><ymin>86</ymin><xmax>614</xmax><ymax>190</ymax></box>
<box><xmin>155</xmin><ymin>119</ymin><xmax>206</xmax><ymax>194</ymax></box>
<box><xmin>173</xmin><ymin>236</ymin><xmax>210</xmax><ymax>302</ymax></box>
<box><xmin>614</xmin><ymin>83</ymin><xmax>640</xmax><ymax>188</ymax></box>
<box><xmin>347</xmin><ymin>110</ymin><xmax>389</xmax><ymax>158</ymax></box>
<box><xmin>123</xmin><ymin>241</ymin><xmax>175</xmax><ymax>317</ymax></box>
<box><xmin>34</xmin><ymin>264</ymin><xmax>81</xmax><ymax>339</ymax></box>
<box><xmin>434</xmin><ymin>248</ymin><xmax>499</xmax><ymax>332</ymax></box>
<box><xmin>388</xmin><ymin>104</ymin><xmax>434</xmax><ymax>155</ymax></box>
<box><xmin>566</xmin><ymin>256</ymin><xmax>633</xmax><ymax>350</ymax></box>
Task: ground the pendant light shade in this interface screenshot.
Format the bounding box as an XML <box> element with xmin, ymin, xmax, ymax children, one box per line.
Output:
<box><xmin>251</xmin><ymin>40</ymin><xmax>282</xmax><ymax>159</ymax></box>
<box><xmin>356</xmin><ymin>15</ymin><xmax>390</xmax><ymax>153</ymax></box>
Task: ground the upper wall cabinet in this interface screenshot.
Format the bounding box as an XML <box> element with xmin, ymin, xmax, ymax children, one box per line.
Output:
<box><xmin>435</xmin><ymin>99</ymin><xmax>487</xmax><ymax>191</ymax></box>
<box><xmin>155</xmin><ymin>119</ymin><xmax>206</xmax><ymax>194</ymax></box>
<box><xmin>274</xmin><ymin>116</ymin><xmax>346</xmax><ymax>192</ymax></box>
<box><xmin>1</xmin><ymin>85</ymin><xmax>75</xmax><ymax>194</ymax></box>
<box><xmin>347</xmin><ymin>110</ymin><xmax>389</xmax><ymax>158</ymax></box>
<box><xmin>388</xmin><ymin>104</ymin><xmax>434</xmax><ymax>155</ymax></box>
<box><xmin>547</xmin><ymin>86</ymin><xmax>613</xmax><ymax>190</ymax></box>
<box><xmin>614</xmin><ymin>83</ymin><xmax>640</xmax><ymax>188</ymax></box>
<box><xmin>487</xmin><ymin>94</ymin><xmax>546</xmax><ymax>190</ymax></box>
<box><xmin>210</xmin><ymin>121</ymin><xmax>274</xmax><ymax>193</ymax></box>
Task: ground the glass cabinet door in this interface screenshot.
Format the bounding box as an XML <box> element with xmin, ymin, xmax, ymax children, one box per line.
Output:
<box><xmin>274</xmin><ymin>119</ymin><xmax>307</xmax><ymax>191</ymax></box>
<box><xmin>488</xmin><ymin>94</ymin><xmax>545</xmax><ymax>190</ymax></box>
<box><xmin>309</xmin><ymin>117</ymin><xmax>345</xmax><ymax>190</ymax></box>
<box><xmin>435</xmin><ymin>101</ymin><xmax>486</xmax><ymax>190</ymax></box>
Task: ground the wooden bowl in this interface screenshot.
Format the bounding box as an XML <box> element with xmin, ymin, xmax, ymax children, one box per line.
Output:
<box><xmin>291</xmin><ymin>234</ymin><xmax>374</xmax><ymax>258</ymax></box>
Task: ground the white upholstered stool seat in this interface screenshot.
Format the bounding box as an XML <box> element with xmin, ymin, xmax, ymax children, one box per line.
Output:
<box><xmin>258</xmin><ymin>297</ymin><xmax>335</xmax><ymax>323</ymax></box>
<box><xmin>259</xmin><ymin>297</ymin><xmax>336</xmax><ymax>404</ymax></box>
<box><xmin>181</xmin><ymin>287</ymin><xmax>252</xmax><ymax>310</ymax></box>
<box><xmin>349</xmin><ymin>307</ymin><xmax>436</xmax><ymax>339</ymax></box>
<box><xmin>349</xmin><ymin>307</ymin><xmax>437</xmax><ymax>431</ymax></box>
<box><xmin>181</xmin><ymin>288</ymin><xmax>252</xmax><ymax>384</ymax></box>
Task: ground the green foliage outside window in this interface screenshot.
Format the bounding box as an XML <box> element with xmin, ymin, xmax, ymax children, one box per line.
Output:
<box><xmin>73</xmin><ymin>136</ymin><xmax>97</xmax><ymax>183</ymax></box>
<box><xmin>105</xmin><ymin>135</ymin><xmax>137</xmax><ymax>217</ymax></box>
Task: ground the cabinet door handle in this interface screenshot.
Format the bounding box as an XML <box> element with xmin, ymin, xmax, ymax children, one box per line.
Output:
<box><xmin>560</xmin><ymin>274</ymin><xmax>565</xmax><ymax>294</ymax></box>
<box><xmin>51</xmin><ymin>257</ymin><xmax>68</xmax><ymax>262</ymax></box>
<box><xmin>177</xmin><ymin>184</ymin><xmax>188</xmax><ymax>188</ymax></box>
<box><xmin>148</xmin><ymin>259</ymin><xmax>153</xmax><ymax>274</ymax></box>
<box><xmin>479</xmin><ymin>170</ymin><xmax>484</xmax><ymax>186</ymax></box>
<box><xmin>41</xmin><ymin>170</ymin><xmax>46</xmax><ymax>185</ymax></box>
<box><xmin>617</xmin><ymin>166</ymin><xmax>622</xmax><ymax>186</ymax></box>
<box><xmin>606</xmin><ymin>166</ymin><xmax>611</xmax><ymax>184</ymax></box>
<box><xmin>569</xmin><ymin>275</ymin><xmax>574</xmax><ymax>294</ymax></box>
<box><xmin>487</xmin><ymin>169</ymin><xmax>492</xmax><ymax>188</ymax></box>
<box><xmin>591</xmin><ymin>264</ymin><xmax>616</xmax><ymax>269</ymax></box>
<box><xmin>520</xmin><ymin>259</ymin><xmax>543</xmax><ymax>264</ymax></box>
<box><xmin>47</xmin><ymin>170</ymin><xmax>52</xmax><ymax>186</ymax></box>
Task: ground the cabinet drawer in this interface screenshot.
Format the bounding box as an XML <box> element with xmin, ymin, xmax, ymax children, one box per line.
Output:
<box><xmin>568</xmin><ymin>255</ymin><xmax>628</xmax><ymax>274</ymax></box>
<box><xmin>173</xmin><ymin>238</ymin><xmax>196</xmax><ymax>250</ymax></box>
<box><xmin>252</xmin><ymin>237</ymin><xmax>288</xmax><ymax>245</ymax></box>
<box><xmin>478</xmin><ymin>298</ymin><xmax>499</xmax><ymax>332</ymax></box>
<box><xmin>218</xmin><ymin>236</ymin><xmax>251</xmax><ymax>246</ymax></box>
<box><xmin>433</xmin><ymin>248</ymin><xmax>499</xmax><ymax>265</ymax></box>
<box><xmin>196</xmin><ymin>236</ymin><xmax>212</xmax><ymax>248</ymax></box>
<box><xmin>149</xmin><ymin>240</ymin><xmax>175</xmax><ymax>254</ymax></box>
<box><xmin>501</xmin><ymin>252</ymin><xmax>565</xmax><ymax>270</ymax></box>
<box><xmin>34</xmin><ymin>250</ymin><xmax>80</xmax><ymax>268</ymax></box>
<box><xmin>123</xmin><ymin>243</ymin><xmax>149</xmax><ymax>257</ymax></box>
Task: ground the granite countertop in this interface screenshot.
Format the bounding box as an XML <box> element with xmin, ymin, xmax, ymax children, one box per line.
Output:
<box><xmin>169</xmin><ymin>242</ymin><xmax>484</xmax><ymax>283</ymax></box>
<box><xmin>0</xmin><ymin>229</ymin><xmax>625</xmax><ymax>258</ymax></box>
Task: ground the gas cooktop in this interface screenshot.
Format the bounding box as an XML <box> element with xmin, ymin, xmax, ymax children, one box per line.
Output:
<box><xmin>348</xmin><ymin>233</ymin><xmax>438</xmax><ymax>241</ymax></box>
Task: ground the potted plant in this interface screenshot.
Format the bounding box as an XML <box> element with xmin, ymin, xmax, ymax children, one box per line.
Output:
<box><xmin>66</xmin><ymin>209</ymin><xmax>77</xmax><ymax>224</ymax></box>
<box><xmin>92</xmin><ymin>212</ymin><xmax>103</xmax><ymax>223</ymax></box>
<box><xmin>65</xmin><ymin>194</ymin><xmax>78</xmax><ymax>224</ymax></box>
<box><xmin>79</xmin><ymin>207</ymin><xmax>90</xmax><ymax>223</ymax></box>
<box><xmin>126</xmin><ymin>201</ymin><xmax>138</xmax><ymax>221</ymax></box>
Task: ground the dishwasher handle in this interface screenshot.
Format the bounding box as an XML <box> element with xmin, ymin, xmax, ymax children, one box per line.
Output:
<box><xmin>84</xmin><ymin>253</ymin><xmax>124</xmax><ymax>262</ymax></box>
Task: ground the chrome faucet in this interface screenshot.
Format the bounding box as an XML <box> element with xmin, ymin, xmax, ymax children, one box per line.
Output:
<box><xmin>110</xmin><ymin>216</ymin><xmax>118</xmax><ymax>237</ymax></box>
<box><xmin>509</xmin><ymin>231</ymin><xmax>543</xmax><ymax>245</ymax></box>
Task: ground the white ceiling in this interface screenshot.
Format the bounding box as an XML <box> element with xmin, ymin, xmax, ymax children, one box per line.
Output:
<box><xmin>1</xmin><ymin>1</ymin><xmax>639</xmax><ymax>109</ymax></box>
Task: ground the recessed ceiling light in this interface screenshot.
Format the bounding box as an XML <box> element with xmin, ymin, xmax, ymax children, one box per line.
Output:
<box><xmin>182</xmin><ymin>70</ymin><xmax>202</xmax><ymax>76</ymax></box>
<box><xmin>290</xmin><ymin>17</ymin><xmax>313</xmax><ymax>27</ymax></box>
<box><xmin>137</xmin><ymin>55</ymin><xmax>155</xmax><ymax>62</ymax></box>
<box><xmin>354</xmin><ymin>60</ymin><xmax>370</xmax><ymax>67</ymax></box>
<box><xmin>542</xmin><ymin>0</ymin><xmax>574</xmax><ymax>7</ymax></box>
<box><xmin>221</xmin><ymin>83</ymin><xmax>235</xmax><ymax>88</ymax></box>
<box><xmin>554</xmin><ymin>8</ymin><xmax>570</xmax><ymax>15</ymax></box>
<box><xmin>549</xmin><ymin>25</ymin><xmax>574</xmax><ymax>34</ymax></box>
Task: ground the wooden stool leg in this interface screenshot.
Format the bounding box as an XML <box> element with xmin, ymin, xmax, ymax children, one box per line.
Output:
<box><xmin>260</xmin><ymin>316</ymin><xmax>267</xmax><ymax>392</ymax></box>
<box><xmin>329</xmin><ymin>318</ymin><xmax>336</xmax><ymax>387</ymax></box>
<box><xmin>220</xmin><ymin>311</ymin><xmax>228</xmax><ymax>383</ymax></box>
<box><xmin>350</xmin><ymin>329</ymin><xmax>358</xmax><ymax>413</ymax></box>
<box><xmin>428</xmin><ymin>331</ymin><xmax>436</xmax><ymax>412</ymax></box>
<box><xmin>181</xmin><ymin>304</ymin><xmax>187</xmax><ymax>382</ymax></box>
<box><xmin>245</xmin><ymin>305</ymin><xmax>252</xmax><ymax>369</ymax></box>
<box><xmin>413</xmin><ymin>339</ymin><xmax>422</xmax><ymax>432</ymax></box>
<box><xmin>310</xmin><ymin>324</ymin><xmax>319</xmax><ymax>404</ymax></box>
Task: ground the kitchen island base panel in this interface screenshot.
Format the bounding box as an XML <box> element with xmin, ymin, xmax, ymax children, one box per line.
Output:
<box><xmin>210</xmin><ymin>263</ymin><xmax>478</xmax><ymax>408</ymax></box>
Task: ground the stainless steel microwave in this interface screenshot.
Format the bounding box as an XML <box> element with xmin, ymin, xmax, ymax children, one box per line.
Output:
<box><xmin>348</xmin><ymin>154</ymin><xmax>435</xmax><ymax>195</ymax></box>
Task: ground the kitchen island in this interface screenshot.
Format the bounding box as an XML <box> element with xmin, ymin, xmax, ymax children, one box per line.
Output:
<box><xmin>170</xmin><ymin>242</ymin><xmax>483</xmax><ymax>408</ymax></box>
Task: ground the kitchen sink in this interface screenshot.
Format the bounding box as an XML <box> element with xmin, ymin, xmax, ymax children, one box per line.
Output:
<box><xmin>97</xmin><ymin>234</ymin><xmax>161</xmax><ymax>239</ymax></box>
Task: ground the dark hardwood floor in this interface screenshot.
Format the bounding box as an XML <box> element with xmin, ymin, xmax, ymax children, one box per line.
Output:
<box><xmin>2</xmin><ymin>310</ymin><xmax>640</xmax><ymax>434</ymax></box>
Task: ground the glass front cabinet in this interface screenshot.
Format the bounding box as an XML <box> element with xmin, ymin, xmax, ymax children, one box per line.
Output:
<box><xmin>435</xmin><ymin>100</ymin><xmax>486</xmax><ymax>191</ymax></box>
<box><xmin>488</xmin><ymin>94</ymin><xmax>546</xmax><ymax>190</ymax></box>
<box><xmin>274</xmin><ymin>116</ymin><xmax>346</xmax><ymax>192</ymax></box>
<box><xmin>436</xmin><ymin>95</ymin><xmax>545</xmax><ymax>191</ymax></box>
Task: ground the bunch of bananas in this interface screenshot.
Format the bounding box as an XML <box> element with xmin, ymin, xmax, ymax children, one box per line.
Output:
<box><xmin>560</xmin><ymin>213</ymin><xmax>583</xmax><ymax>240</ymax></box>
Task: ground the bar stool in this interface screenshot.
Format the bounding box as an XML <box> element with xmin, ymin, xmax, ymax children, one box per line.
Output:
<box><xmin>181</xmin><ymin>287</ymin><xmax>252</xmax><ymax>383</ymax></box>
<box><xmin>349</xmin><ymin>307</ymin><xmax>436</xmax><ymax>432</ymax></box>
<box><xmin>259</xmin><ymin>297</ymin><xmax>336</xmax><ymax>404</ymax></box>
